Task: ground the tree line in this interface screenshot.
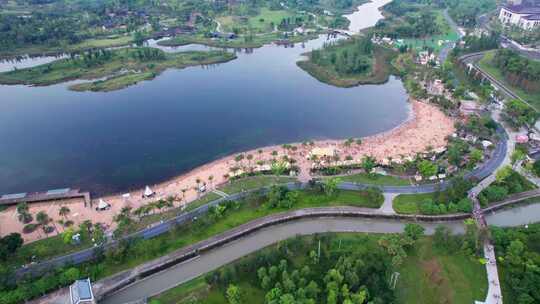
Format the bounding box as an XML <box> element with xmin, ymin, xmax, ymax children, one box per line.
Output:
<box><xmin>493</xmin><ymin>49</ymin><xmax>540</xmax><ymax>93</ymax></box>
<box><xmin>310</xmin><ymin>37</ymin><xmax>373</xmax><ymax>76</ymax></box>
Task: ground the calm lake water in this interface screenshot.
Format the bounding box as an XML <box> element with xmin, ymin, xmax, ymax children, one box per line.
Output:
<box><xmin>0</xmin><ymin>0</ymin><xmax>408</xmax><ymax>195</ymax></box>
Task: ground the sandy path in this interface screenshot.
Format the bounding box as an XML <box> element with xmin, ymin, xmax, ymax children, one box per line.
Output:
<box><xmin>0</xmin><ymin>100</ymin><xmax>454</xmax><ymax>243</ymax></box>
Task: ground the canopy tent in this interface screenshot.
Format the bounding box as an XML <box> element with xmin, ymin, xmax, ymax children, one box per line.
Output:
<box><xmin>143</xmin><ymin>186</ymin><xmax>155</xmax><ymax>198</ymax></box>
<box><xmin>96</xmin><ymin>199</ymin><xmax>110</xmax><ymax>210</ymax></box>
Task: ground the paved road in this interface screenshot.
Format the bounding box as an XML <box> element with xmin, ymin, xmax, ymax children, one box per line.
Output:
<box><xmin>438</xmin><ymin>9</ymin><xmax>463</xmax><ymax>63</ymax></box>
<box><xmin>18</xmin><ymin>125</ymin><xmax>509</xmax><ymax>278</ymax></box>
<box><xmin>99</xmin><ymin>213</ymin><xmax>466</xmax><ymax>304</ymax></box>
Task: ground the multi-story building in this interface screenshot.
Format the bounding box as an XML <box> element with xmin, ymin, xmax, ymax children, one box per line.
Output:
<box><xmin>499</xmin><ymin>0</ymin><xmax>540</xmax><ymax>29</ymax></box>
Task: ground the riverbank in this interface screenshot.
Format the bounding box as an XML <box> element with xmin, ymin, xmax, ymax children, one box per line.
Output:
<box><xmin>0</xmin><ymin>100</ymin><xmax>454</xmax><ymax>243</ymax></box>
<box><xmin>297</xmin><ymin>45</ymin><xmax>397</xmax><ymax>87</ymax></box>
<box><xmin>157</xmin><ymin>32</ymin><xmax>320</xmax><ymax>49</ymax></box>
<box><xmin>0</xmin><ymin>48</ymin><xmax>236</xmax><ymax>92</ymax></box>
<box><xmin>0</xmin><ymin>35</ymin><xmax>135</xmax><ymax>60</ymax></box>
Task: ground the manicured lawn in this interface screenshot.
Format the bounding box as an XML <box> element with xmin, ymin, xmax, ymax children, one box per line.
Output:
<box><xmin>340</xmin><ymin>173</ymin><xmax>412</xmax><ymax>186</ymax></box>
<box><xmin>478</xmin><ymin>50</ymin><xmax>540</xmax><ymax>110</ymax></box>
<box><xmin>100</xmin><ymin>189</ymin><xmax>382</xmax><ymax>277</ymax></box>
<box><xmin>185</xmin><ymin>193</ymin><xmax>222</xmax><ymax>212</ymax></box>
<box><xmin>217</xmin><ymin>8</ymin><xmax>293</xmax><ymax>33</ymax></box>
<box><xmin>71</xmin><ymin>35</ymin><xmax>133</xmax><ymax>50</ymax></box>
<box><xmin>396</xmin><ymin>238</ymin><xmax>488</xmax><ymax>304</ymax></box>
<box><xmin>218</xmin><ymin>175</ymin><xmax>297</xmax><ymax>194</ymax></box>
<box><xmin>4</xmin><ymin>232</ymin><xmax>93</xmax><ymax>268</ymax></box>
<box><xmin>158</xmin><ymin>32</ymin><xmax>318</xmax><ymax>49</ymax></box>
<box><xmin>400</xmin><ymin>11</ymin><xmax>459</xmax><ymax>52</ymax></box>
<box><xmin>393</xmin><ymin>192</ymin><xmax>438</xmax><ymax>214</ymax></box>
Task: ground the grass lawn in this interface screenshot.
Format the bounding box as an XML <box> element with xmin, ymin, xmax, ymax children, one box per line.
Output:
<box><xmin>396</xmin><ymin>238</ymin><xmax>488</xmax><ymax>304</ymax></box>
<box><xmin>158</xmin><ymin>32</ymin><xmax>318</xmax><ymax>49</ymax></box>
<box><xmin>2</xmin><ymin>188</ymin><xmax>381</xmax><ymax>274</ymax></box>
<box><xmin>478</xmin><ymin>50</ymin><xmax>540</xmax><ymax>110</ymax></box>
<box><xmin>70</xmin><ymin>35</ymin><xmax>133</xmax><ymax>50</ymax></box>
<box><xmin>185</xmin><ymin>192</ymin><xmax>222</xmax><ymax>212</ymax></box>
<box><xmin>393</xmin><ymin>192</ymin><xmax>438</xmax><ymax>214</ymax></box>
<box><xmin>340</xmin><ymin>173</ymin><xmax>412</xmax><ymax>186</ymax></box>
<box><xmin>217</xmin><ymin>8</ymin><xmax>293</xmax><ymax>33</ymax></box>
<box><xmin>99</xmin><ymin>189</ymin><xmax>383</xmax><ymax>277</ymax></box>
<box><xmin>218</xmin><ymin>175</ymin><xmax>297</xmax><ymax>194</ymax></box>
<box><xmin>400</xmin><ymin>11</ymin><xmax>458</xmax><ymax>53</ymax></box>
<box><xmin>4</xmin><ymin>232</ymin><xmax>93</xmax><ymax>268</ymax></box>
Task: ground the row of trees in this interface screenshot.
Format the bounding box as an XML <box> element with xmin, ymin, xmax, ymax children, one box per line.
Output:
<box><xmin>310</xmin><ymin>37</ymin><xmax>373</xmax><ymax>76</ymax></box>
<box><xmin>490</xmin><ymin>223</ymin><xmax>540</xmax><ymax>303</ymax></box>
<box><xmin>493</xmin><ymin>49</ymin><xmax>540</xmax><ymax>93</ymax></box>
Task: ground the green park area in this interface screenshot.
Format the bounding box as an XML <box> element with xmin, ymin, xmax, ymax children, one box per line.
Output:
<box><xmin>491</xmin><ymin>223</ymin><xmax>540</xmax><ymax>303</ymax></box>
<box><xmin>216</xmin><ymin>8</ymin><xmax>294</xmax><ymax>34</ymax></box>
<box><xmin>150</xmin><ymin>228</ymin><xmax>487</xmax><ymax>304</ymax></box>
<box><xmin>399</xmin><ymin>11</ymin><xmax>459</xmax><ymax>53</ymax></box>
<box><xmin>340</xmin><ymin>173</ymin><xmax>412</xmax><ymax>186</ymax></box>
<box><xmin>298</xmin><ymin>39</ymin><xmax>396</xmax><ymax>87</ymax></box>
<box><xmin>0</xmin><ymin>48</ymin><xmax>236</xmax><ymax>92</ymax></box>
<box><xmin>157</xmin><ymin>31</ymin><xmax>318</xmax><ymax>49</ymax></box>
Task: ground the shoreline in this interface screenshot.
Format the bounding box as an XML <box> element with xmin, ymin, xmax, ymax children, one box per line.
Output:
<box><xmin>0</xmin><ymin>99</ymin><xmax>454</xmax><ymax>243</ymax></box>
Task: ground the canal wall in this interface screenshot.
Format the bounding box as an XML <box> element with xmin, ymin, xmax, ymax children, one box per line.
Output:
<box><xmin>92</xmin><ymin>207</ymin><xmax>470</xmax><ymax>301</ymax></box>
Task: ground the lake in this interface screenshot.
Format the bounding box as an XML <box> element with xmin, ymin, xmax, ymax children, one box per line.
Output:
<box><xmin>0</xmin><ymin>0</ymin><xmax>408</xmax><ymax>195</ymax></box>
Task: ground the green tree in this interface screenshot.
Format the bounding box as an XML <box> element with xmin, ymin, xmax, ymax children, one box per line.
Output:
<box><xmin>226</xmin><ymin>284</ymin><xmax>242</xmax><ymax>304</ymax></box>
<box><xmin>360</xmin><ymin>155</ymin><xmax>376</xmax><ymax>175</ymax></box>
<box><xmin>404</xmin><ymin>223</ymin><xmax>425</xmax><ymax>240</ymax></box>
<box><xmin>417</xmin><ymin>160</ymin><xmax>438</xmax><ymax>178</ymax></box>
<box><xmin>323</xmin><ymin>177</ymin><xmax>341</xmax><ymax>197</ymax></box>
<box><xmin>59</xmin><ymin>206</ymin><xmax>70</xmax><ymax>219</ymax></box>
<box><xmin>469</xmin><ymin>148</ymin><xmax>483</xmax><ymax>166</ymax></box>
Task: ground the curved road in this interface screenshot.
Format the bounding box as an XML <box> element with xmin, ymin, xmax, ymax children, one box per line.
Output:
<box><xmin>19</xmin><ymin>125</ymin><xmax>508</xmax><ymax>278</ymax></box>
<box><xmin>100</xmin><ymin>217</ymin><xmax>465</xmax><ymax>304</ymax></box>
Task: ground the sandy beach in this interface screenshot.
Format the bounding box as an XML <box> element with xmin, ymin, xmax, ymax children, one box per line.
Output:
<box><xmin>0</xmin><ymin>100</ymin><xmax>455</xmax><ymax>243</ymax></box>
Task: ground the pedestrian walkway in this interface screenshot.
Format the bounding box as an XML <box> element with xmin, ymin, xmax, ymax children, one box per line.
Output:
<box><xmin>379</xmin><ymin>193</ymin><xmax>396</xmax><ymax>214</ymax></box>
<box><xmin>212</xmin><ymin>189</ymin><xmax>229</xmax><ymax>198</ymax></box>
<box><xmin>483</xmin><ymin>242</ymin><xmax>503</xmax><ymax>304</ymax></box>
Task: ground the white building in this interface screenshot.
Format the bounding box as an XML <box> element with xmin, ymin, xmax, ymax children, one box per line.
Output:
<box><xmin>499</xmin><ymin>1</ymin><xmax>540</xmax><ymax>30</ymax></box>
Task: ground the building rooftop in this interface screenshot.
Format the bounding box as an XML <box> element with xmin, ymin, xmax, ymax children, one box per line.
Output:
<box><xmin>503</xmin><ymin>4</ymin><xmax>540</xmax><ymax>15</ymax></box>
<box><xmin>523</xmin><ymin>13</ymin><xmax>540</xmax><ymax>20</ymax></box>
<box><xmin>70</xmin><ymin>278</ymin><xmax>94</xmax><ymax>304</ymax></box>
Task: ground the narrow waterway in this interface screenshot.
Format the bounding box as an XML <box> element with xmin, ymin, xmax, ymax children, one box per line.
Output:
<box><xmin>485</xmin><ymin>203</ymin><xmax>540</xmax><ymax>227</ymax></box>
<box><xmin>100</xmin><ymin>217</ymin><xmax>464</xmax><ymax>304</ymax></box>
<box><xmin>344</xmin><ymin>0</ymin><xmax>392</xmax><ymax>33</ymax></box>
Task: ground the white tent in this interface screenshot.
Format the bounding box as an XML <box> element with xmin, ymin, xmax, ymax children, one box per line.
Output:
<box><xmin>97</xmin><ymin>199</ymin><xmax>110</xmax><ymax>210</ymax></box>
<box><xmin>143</xmin><ymin>186</ymin><xmax>155</xmax><ymax>198</ymax></box>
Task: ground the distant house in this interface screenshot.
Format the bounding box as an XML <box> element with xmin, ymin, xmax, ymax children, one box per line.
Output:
<box><xmin>499</xmin><ymin>0</ymin><xmax>540</xmax><ymax>30</ymax></box>
<box><xmin>516</xmin><ymin>134</ymin><xmax>530</xmax><ymax>143</ymax></box>
<box><xmin>70</xmin><ymin>279</ymin><xmax>95</xmax><ymax>304</ymax></box>
<box><xmin>459</xmin><ymin>100</ymin><xmax>483</xmax><ymax>116</ymax></box>
<box><xmin>309</xmin><ymin>147</ymin><xmax>337</xmax><ymax>159</ymax></box>
<box><xmin>428</xmin><ymin>79</ymin><xmax>445</xmax><ymax>96</ymax></box>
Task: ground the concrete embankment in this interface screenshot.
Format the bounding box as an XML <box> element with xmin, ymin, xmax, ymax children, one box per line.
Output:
<box><xmin>94</xmin><ymin>207</ymin><xmax>469</xmax><ymax>302</ymax></box>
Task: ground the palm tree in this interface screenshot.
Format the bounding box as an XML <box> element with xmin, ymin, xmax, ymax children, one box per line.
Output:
<box><xmin>16</xmin><ymin>202</ymin><xmax>32</xmax><ymax>224</ymax></box>
<box><xmin>181</xmin><ymin>188</ymin><xmax>187</xmax><ymax>201</ymax></box>
<box><xmin>36</xmin><ymin>211</ymin><xmax>50</xmax><ymax>238</ymax></box>
<box><xmin>59</xmin><ymin>206</ymin><xmax>70</xmax><ymax>220</ymax></box>
<box><xmin>208</xmin><ymin>175</ymin><xmax>214</xmax><ymax>189</ymax></box>
<box><xmin>36</xmin><ymin>211</ymin><xmax>49</xmax><ymax>226</ymax></box>
<box><xmin>246</xmin><ymin>154</ymin><xmax>253</xmax><ymax>168</ymax></box>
